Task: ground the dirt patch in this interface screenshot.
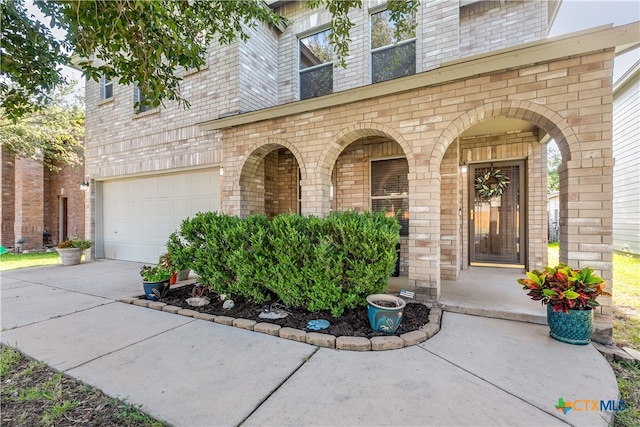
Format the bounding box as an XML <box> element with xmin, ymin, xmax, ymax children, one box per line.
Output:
<box><xmin>157</xmin><ymin>283</ymin><xmax>431</xmax><ymax>339</ymax></box>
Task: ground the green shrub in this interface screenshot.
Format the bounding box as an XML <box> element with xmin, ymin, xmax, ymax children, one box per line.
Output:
<box><xmin>166</xmin><ymin>210</ymin><xmax>401</xmax><ymax>316</ymax></box>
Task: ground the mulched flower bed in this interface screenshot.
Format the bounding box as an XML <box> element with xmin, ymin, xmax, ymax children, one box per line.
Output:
<box><xmin>157</xmin><ymin>283</ymin><xmax>431</xmax><ymax>339</ymax></box>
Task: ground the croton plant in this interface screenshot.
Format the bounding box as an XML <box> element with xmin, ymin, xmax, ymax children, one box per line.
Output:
<box><xmin>517</xmin><ymin>263</ymin><xmax>610</xmax><ymax>313</ymax></box>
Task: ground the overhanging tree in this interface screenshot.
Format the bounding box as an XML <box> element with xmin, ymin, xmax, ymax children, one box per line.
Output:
<box><xmin>1</xmin><ymin>0</ymin><xmax>418</xmax><ymax>119</ymax></box>
<box><xmin>0</xmin><ymin>80</ymin><xmax>84</xmax><ymax>172</ymax></box>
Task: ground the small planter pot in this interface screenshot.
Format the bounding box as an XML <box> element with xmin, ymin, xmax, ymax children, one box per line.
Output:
<box><xmin>547</xmin><ymin>305</ymin><xmax>593</xmax><ymax>345</ymax></box>
<box><xmin>56</xmin><ymin>248</ymin><xmax>84</xmax><ymax>266</ymax></box>
<box><xmin>143</xmin><ymin>281</ymin><xmax>168</xmax><ymax>301</ymax></box>
<box><xmin>366</xmin><ymin>294</ymin><xmax>406</xmax><ymax>334</ymax></box>
<box><xmin>177</xmin><ymin>268</ymin><xmax>191</xmax><ymax>281</ymax></box>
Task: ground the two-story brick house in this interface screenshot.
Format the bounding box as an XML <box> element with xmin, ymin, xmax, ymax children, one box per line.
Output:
<box><xmin>82</xmin><ymin>0</ymin><xmax>639</xmax><ymax>343</ymax></box>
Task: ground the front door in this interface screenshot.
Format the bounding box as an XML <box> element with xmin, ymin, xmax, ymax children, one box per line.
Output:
<box><xmin>470</xmin><ymin>161</ymin><xmax>525</xmax><ymax>267</ymax></box>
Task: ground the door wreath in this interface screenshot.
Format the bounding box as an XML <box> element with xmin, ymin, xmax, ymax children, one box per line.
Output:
<box><xmin>475</xmin><ymin>168</ymin><xmax>510</xmax><ymax>199</ymax></box>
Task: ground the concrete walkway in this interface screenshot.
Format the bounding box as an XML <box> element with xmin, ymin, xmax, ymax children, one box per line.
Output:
<box><xmin>1</xmin><ymin>260</ymin><xmax>619</xmax><ymax>426</ymax></box>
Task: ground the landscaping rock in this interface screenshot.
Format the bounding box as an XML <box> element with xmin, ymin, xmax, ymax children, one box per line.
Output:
<box><xmin>147</xmin><ymin>301</ymin><xmax>167</xmax><ymax>311</ymax></box>
<box><xmin>370</xmin><ymin>336</ymin><xmax>405</xmax><ymax>351</ymax></box>
<box><xmin>421</xmin><ymin>323</ymin><xmax>440</xmax><ymax>338</ymax></box>
<box><xmin>428</xmin><ymin>314</ymin><xmax>441</xmax><ymax>324</ymax></box>
<box><xmin>336</xmin><ymin>336</ymin><xmax>371</xmax><ymax>351</ymax></box>
<box><xmin>622</xmin><ymin>347</ymin><xmax>640</xmax><ymax>365</ymax></box>
<box><xmin>214</xmin><ymin>316</ymin><xmax>235</xmax><ymax>326</ymax></box>
<box><xmin>430</xmin><ymin>307</ymin><xmax>442</xmax><ymax>318</ymax></box>
<box><xmin>133</xmin><ymin>299</ymin><xmax>150</xmax><ymax>307</ymax></box>
<box><xmin>254</xmin><ymin>323</ymin><xmax>281</xmax><ymax>336</ymax></box>
<box><xmin>161</xmin><ymin>305</ymin><xmax>182</xmax><ymax>314</ymax></box>
<box><xmin>118</xmin><ymin>297</ymin><xmax>137</xmax><ymax>304</ymax></box>
<box><xmin>194</xmin><ymin>312</ymin><xmax>216</xmax><ymax>322</ymax></box>
<box><xmin>279</xmin><ymin>327</ymin><xmax>307</xmax><ymax>343</ymax></box>
<box><xmin>612</xmin><ymin>347</ymin><xmax>635</xmax><ymax>363</ymax></box>
<box><xmin>591</xmin><ymin>342</ymin><xmax>615</xmax><ymax>361</ymax></box>
<box><xmin>400</xmin><ymin>330</ymin><xmax>427</xmax><ymax>346</ymax></box>
<box><xmin>177</xmin><ymin>309</ymin><xmax>199</xmax><ymax>318</ymax></box>
<box><xmin>306</xmin><ymin>332</ymin><xmax>336</xmax><ymax>349</ymax></box>
<box><xmin>233</xmin><ymin>318</ymin><xmax>256</xmax><ymax>330</ymax></box>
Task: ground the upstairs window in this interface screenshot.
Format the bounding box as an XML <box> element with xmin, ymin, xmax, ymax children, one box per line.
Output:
<box><xmin>371</xmin><ymin>8</ymin><xmax>416</xmax><ymax>84</ymax></box>
<box><xmin>371</xmin><ymin>158</ymin><xmax>409</xmax><ymax>236</ymax></box>
<box><xmin>100</xmin><ymin>75</ymin><xmax>113</xmax><ymax>100</ymax></box>
<box><xmin>299</xmin><ymin>29</ymin><xmax>333</xmax><ymax>100</ymax></box>
<box><xmin>133</xmin><ymin>86</ymin><xmax>151</xmax><ymax>114</ymax></box>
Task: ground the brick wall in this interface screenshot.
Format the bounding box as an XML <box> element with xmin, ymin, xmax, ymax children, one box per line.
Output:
<box><xmin>219</xmin><ymin>48</ymin><xmax>615</xmax><ymax>315</ymax></box>
<box><xmin>44</xmin><ymin>166</ymin><xmax>86</xmax><ymax>245</ymax></box>
<box><xmin>13</xmin><ymin>158</ymin><xmax>44</xmax><ymax>251</ymax></box>
<box><xmin>83</xmin><ymin>1</ymin><xmax>549</xmax><ymax>184</ymax></box>
<box><xmin>1</xmin><ymin>148</ymin><xmax>15</xmax><ymax>248</ymax></box>
<box><xmin>459</xmin><ymin>0</ymin><xmax>546</xmax><ymax>57</ymax></box>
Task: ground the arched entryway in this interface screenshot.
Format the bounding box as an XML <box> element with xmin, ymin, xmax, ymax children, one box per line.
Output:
<box><xmin>431</xmin><ymin>100</ymin><xmax>613</xmax><ymax>343</ymax></box>
<box><xmin>238</xmin><ymin>140</ymin><xmax>306</xmax><ymax>218</ymax></box>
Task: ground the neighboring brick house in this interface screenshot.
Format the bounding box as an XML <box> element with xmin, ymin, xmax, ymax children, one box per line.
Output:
<box><xmin>612</xmin><ymin>60</ymin><xmax>640</xmax><ymax>256</ymax></box>
<box><xmin>82</xmin><ymin>0</ymin><xmax>639</xmax><ymax>344</ymax></box>
<box><xmin>0</xmin><ymin>149</ymin><xmax>86</xmax><ymax>251</ymax></box>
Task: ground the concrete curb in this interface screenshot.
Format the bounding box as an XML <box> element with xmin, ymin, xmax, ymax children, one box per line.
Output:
<box><xmin>119</xmin><ymin>296</ymin><xmax>443</xmax><ymax>351</ymax></box>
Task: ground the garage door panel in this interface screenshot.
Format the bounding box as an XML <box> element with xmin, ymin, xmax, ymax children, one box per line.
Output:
<box><xmin>101</xmin><ymin>169</ymin><xmax>220</xmax><ymax>263</ymax></box>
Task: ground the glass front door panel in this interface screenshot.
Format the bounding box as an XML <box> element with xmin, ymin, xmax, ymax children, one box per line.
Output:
<box><xmin>470</xmin><ymin>163</ymin><xmax>523</xmax><ymax>265</ymax></box>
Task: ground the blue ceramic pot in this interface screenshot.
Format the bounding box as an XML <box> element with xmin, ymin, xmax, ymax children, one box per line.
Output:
<box><xmin>143</xmin><ymin>281</ymin><xmax>167</xmax><ymax>301</ymax></box>
<box><xmin>366</xmin><ymin>294</ymin><xmax>406</xmax><ymax>334</ymax></box>
<box><xmin>546</xmin><ymin>305</ymin><xmax>593</xmax><ymax>345</ymax></box>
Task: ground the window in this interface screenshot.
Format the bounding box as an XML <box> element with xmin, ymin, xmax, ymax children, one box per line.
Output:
<box><xmin>370</xmin><ymin>8</ymin><xmax>416</xmax><ymax>84</ymax></box>
<box><xmin>371</xmin><ymin>158</ymin><xmax>409</xmax><ymax>236</ymax></box>
<box><xmin>100</xmin><ymin>75</ymin><xmax>113</xmax><ymax>100</ymax></box>
<box><xmin>299</xmin><ymin>29</ymin><xmax>333</xmax><ymax>100</ymax></box>
<box><xmin>133</xmin><ymin>86</ymin><xmax>151</xmax><ymax>114</ymax></box>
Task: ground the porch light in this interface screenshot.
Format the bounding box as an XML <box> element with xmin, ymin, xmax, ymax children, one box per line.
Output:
<box><xmin>80</xmin><ymin>179</ymin><xmax>90</xmax><ymax>191</ymax></box>
<box><xmin>219</xmin><ymin>167</ymin><xmax>224</xmax><ymax>176</ymax></box>
<box><xmin>460</xmin><ymin>163</ymin><xmax>468</xmax><ymax>173</ymax></box>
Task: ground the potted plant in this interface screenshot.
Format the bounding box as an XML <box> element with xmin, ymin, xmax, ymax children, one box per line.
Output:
<box><xmin>517</xmin><ymin>263</ymin><xmax>611</xmax><ymax>345</ymax></box>
<box><xmin>56</xmin><ymin>238</ymin><xmax>92</xmax><ymax>266</ymax></box>
<box><xmin>140</xmin><ymin>265</ymin><xmax>171</xmax><ymax>300</ymax></box>
<box><xmin>166</xmin><ymin>232</ymin><xmax>192</xmax><ymax>281</ymax></box>
<box><xmin>366</xmin><ymin>294</ymin><xmax>406</xmax><ymax>334</ymax></box>
<box><xmin>158</xmin><ymin>252</ymin><xmax>179</xmax><ymax>285</ymax></box>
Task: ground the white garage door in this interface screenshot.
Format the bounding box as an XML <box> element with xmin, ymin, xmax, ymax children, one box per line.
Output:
<box><xmin>101</xmin><ymin>169</ymin><xmax>220</xmax><ymax>263</ymax></box>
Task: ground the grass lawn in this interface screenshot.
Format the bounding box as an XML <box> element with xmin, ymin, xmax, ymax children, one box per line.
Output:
<box><xmin>1</xmin><ymin>345</ymin><xmax>164</xmax><ymax>426</ymax></box>
<box><xmin>0</xmin><ymin>252</ymin><xmax>60</xmax><ymax>271</ymax></box>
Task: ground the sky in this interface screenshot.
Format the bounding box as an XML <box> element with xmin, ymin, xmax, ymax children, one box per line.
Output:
<box><xmin>27</xmin><ymin>0</ymin><xmax>640</xmax><ymax>87</ymax></box>
<box><xmin>549</xmin><ymin>0</ymin><xmax>640</xmax><ymax>81</ymax></box>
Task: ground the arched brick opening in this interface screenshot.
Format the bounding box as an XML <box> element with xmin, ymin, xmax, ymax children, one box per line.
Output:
<box><xmin>313</xmin><ymin>122</ymin><xmax>415</xmax><ymax>278</ymax></box>
<box><xmin>430</xmin><ymin>100</ymin><xmax>613</xmax><ymax>342</ymax></box>
<box><xmin>238</xmin><ymin>139</ymin><xmax>306</xmax><ymax>218</ymax></box>
<box><xmin>316</xmin><ymin>122</ymin><xmax>416</xmax><ymax>217</ymax></box>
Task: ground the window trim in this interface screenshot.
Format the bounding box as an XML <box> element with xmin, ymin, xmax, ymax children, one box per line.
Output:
<box><xmin>298</xmin><ymin>28</ymin><xmax>334</xmax><ymax>100</ymax></box>
<box><xmin>132</xmin><ymin>85</ymin><xmax>159</xmax><ymax>118</ymax></box>
<box><xmin>100</xmin><ymin>75</ymin><xmax>113</xmax><ymax>101</ymax></box>
<box><xmin>369</xmin><ymin>8</ymin><xmax>417</xmax><ymax>84</ymax></box>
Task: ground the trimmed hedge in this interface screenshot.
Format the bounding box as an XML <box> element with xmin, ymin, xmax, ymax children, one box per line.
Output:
<box><xmin>167</xmin><ymin>210</ymin><xmax>401</xmax><ymax>316</ymax></box>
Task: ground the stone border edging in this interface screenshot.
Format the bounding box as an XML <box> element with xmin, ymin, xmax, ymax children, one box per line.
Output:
<box><xmin>120</xmin><ymin>297</ymin><xmax>442</xmax><ymax>351</ymax></box>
